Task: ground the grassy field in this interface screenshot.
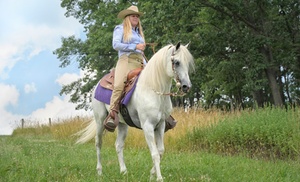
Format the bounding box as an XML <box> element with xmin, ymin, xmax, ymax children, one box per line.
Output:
<box><xmin>1</xmin><ymin>107</ymin><xmax>300</xmax><ymax>181</ymax></box>
<box><xmin>1</xmin><ymin>135</ymin><xmax>300</xmax><ymax>182</ymax></box>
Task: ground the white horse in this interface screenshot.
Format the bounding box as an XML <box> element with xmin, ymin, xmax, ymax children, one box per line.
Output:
<box><xmin>76</xmin><ymin>42</ymin><xmax>194</xmax><ymax>181</ymax></box>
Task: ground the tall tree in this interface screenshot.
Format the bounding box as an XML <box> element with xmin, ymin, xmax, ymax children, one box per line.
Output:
<box><xmin>192</xmin><ymin>0</ymin><xmax>300</xmax><ymax>107</ymax></box>
<box><xmin>54</xmin><ymin>0</ymin><xmax>300</xmax><ymax>109</ymax></box>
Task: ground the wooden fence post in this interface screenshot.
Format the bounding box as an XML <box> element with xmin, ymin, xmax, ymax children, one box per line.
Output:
<box><xmin>21</xmin><ymin>118</ymin><xmax>24</xmax><ymax>129</ymax></box>
<box><xmin>49</xmin><ymin>118</ymin><xmax>51</xmax><ymax>126</ymax></box>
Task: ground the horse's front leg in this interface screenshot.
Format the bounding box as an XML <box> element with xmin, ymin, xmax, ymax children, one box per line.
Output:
<box><xmin>143</xmin><ymin>122</ymin><xmax>164</xmax><ymax>182</ymax></box>
<box><xmin>155</xmin><ymin>121</ymin><xmax>165</xmax><ymax>158</ymax></box>
<box><xmin>115</xmin><ymin>123</ymin><xmax>128</xmax><ymax>175</ymax></box>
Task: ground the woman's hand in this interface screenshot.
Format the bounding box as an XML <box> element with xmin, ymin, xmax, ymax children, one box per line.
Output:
<box><xmin>136</xmin><ymin>43</ymin><xmax>146</xmax><ymax>51</ymax></box>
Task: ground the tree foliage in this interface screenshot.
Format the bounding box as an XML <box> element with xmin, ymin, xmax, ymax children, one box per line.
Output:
<box><xmin>54</xmin><ymin>0</ymin><xmax>300</xmax><ymax>110</ymax></box>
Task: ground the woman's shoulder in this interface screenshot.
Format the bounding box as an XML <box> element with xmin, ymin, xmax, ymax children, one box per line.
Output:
<box><xmin>114</xmin><ymin>24</ymin><xmax>124</xmax><ymax>30</ymax></box>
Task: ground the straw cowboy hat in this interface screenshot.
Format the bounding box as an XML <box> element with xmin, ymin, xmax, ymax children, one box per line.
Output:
<box><xmin>117</xmin><ymin>5</ymin><xmax>143</xmax><ymax>19</ymax></box>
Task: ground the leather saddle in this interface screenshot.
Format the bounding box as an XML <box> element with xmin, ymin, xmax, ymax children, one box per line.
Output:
<box><xmin>100</xmin><ymin>67</ymin><xmax>177</xmax><ymax>132</ymax></box>
<box><xmin>99</xmin><ymin>67</ymin><xmax>143</xmax><ymax>94</ymax></box>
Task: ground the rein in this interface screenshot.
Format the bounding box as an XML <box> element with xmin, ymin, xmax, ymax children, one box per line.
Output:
<box><xmin>152</xmin><ymin>85</ymin><xmax>186</xmax><ymax>97</ymax></box>
<box><xmin>146</xmin><ymin>43</ymin><xmax>158</xmax><ymax>54</ymax></box>
<box><xmin>143</xmin><ymin>43</ymin><xmax>158</xmax><ymax>63</ymax></box>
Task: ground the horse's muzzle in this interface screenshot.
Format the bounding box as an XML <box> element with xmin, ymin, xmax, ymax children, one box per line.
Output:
<box><xmin>181</xmin><ymin>85</ymin><xmax>190</xmax><ymax>93</ymax></box>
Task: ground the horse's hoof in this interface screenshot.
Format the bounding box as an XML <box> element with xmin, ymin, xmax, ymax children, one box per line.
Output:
<box><xmin>120</xmin><ymin>169</ymin><xmax>127</xmax><ymax>175</ymax></box>
<box><xmin>157</xmin><ymin>177</ymin><xmax>163</xmax><ymax>182</ymax></box>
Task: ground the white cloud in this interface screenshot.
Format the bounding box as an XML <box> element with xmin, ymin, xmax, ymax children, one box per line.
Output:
<box><xmin>0</xmin><ymin>114</ymin><xmax>20</xmax><ymax>135</ymax></box>
<box><xmin>23</xmin><ymin>69</ymin><xmax>93</xmax><ymax>124</ymax></box>
<box><xmin>29</xmin><ymin>95</ymin><xmax>92</xmax><ymax>125</ymax></box>
<box><xmin>24</xmin><ymin>82</ymin><xmax>37</xmax><ymax>94</ymax></box>
<box><xmin>28</xmin><ymin>72</ymin><xmax>91</xmax><ymax>123</ymax></box>
<box><xmin>0</xmin><ymin>82</ymin><xmax>92</xmax><ymax>135</ymax></box>
<box><xmin>0</xmin><ymin>45</ymin><xmax>21</xmax><ymax>80</ymax></box>
<box><xmin>56</xmin><ymin>72</ymin><xmax>81</xmax><ymax>86</ymax></box>
<box><xmin>55</xmin><ymin>69</ymin><xmax>97</xmax><ymax>86</ymax></box>
<box><xmin>0</xmin><ymin>83</ymin><xmax>23</xmax><ymax>135</ymax></box>
<box><xmin>0</xmin><ymin>111</ymin><xmax>24</xmax><ymax>135</ymax></box>
<box><xmin>0</xmin><ymin>0</ymin><xmax>85</xmax><ymax>135</ymax></box>
<box><xmin>0</xmin><ymin>83</ymin><xmax>19</xmax><ymax>109</ymax></box>
<box><xmin>0</xmin><ymin>0</ymin><xmax>83</xmax><ymax>80</ymax></box>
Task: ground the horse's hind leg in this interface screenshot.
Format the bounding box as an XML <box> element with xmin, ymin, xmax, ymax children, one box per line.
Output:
<box><xmin>95</xmin><ymin>120</ymin><xmax>105</xmax><ymax>175</ymax></box>
<box><xmin>115</xmin><ymin>122</ymin><xmax>128</xmax><ymax>174</ymax></box>
<box><xmin>93</xmin><ymin>101</ymin><xmax>107</xmax><ymax>175</ymax></box>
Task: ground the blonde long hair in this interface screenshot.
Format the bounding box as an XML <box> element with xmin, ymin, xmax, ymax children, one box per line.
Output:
<box><xmin>122</xmin><ymin>16</ymin><xmax>145</xmax><ymax>43</ymax></box>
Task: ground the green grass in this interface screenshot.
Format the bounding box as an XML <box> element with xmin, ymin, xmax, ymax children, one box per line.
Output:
<box><xmin>1</xmin><ymin>135</ymin><xmax>300</xmax><ymax>182</ymax></box>
<box><xmin>2</xmin><ymin>107</ymin><xmax>300</xmax><ymax>181</ymax></box>
<box><xmin>185</xmin><ymin>107</ymin><xmax>300</xmax><ymax>160</ymax></box>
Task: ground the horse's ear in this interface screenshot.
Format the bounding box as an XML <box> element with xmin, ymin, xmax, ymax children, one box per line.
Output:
<box><xmin>175</xmin><ymin>42</ymin><xmax>181</xmax><ymax>50</ymax></box>
<box><xmin>185</xmin><ymin>41</ymin><xmax>191</xmax><ymax>48</ymax></box>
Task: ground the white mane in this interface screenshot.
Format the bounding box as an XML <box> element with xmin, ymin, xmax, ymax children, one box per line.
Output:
<box><xmin>138</xmin><ymin>44</ymin><xmax>194</xmax><ymax>93</ymax></box>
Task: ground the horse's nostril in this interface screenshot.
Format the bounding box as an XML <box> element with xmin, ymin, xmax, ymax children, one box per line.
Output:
<box><xmin>182</xmin><ymin>85</ymin><xmax>189</xmax><ymax>93</ymax></box>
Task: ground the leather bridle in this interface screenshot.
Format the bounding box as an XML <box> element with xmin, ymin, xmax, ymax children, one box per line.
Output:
<box><xmin>152</xmin><ymin>45</ymin><xmax>186</xmax><ymax>97</ymax></box>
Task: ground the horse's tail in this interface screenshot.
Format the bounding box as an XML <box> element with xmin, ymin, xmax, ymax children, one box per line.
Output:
<box><xmin>75</xmin><ymin>119</ymin><xmax>97</xmax><ymax>144</ymax></box>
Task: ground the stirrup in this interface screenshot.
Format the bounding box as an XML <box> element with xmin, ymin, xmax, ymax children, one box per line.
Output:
<box><xmin>104</xmin><ymin>116</ymin><xmax>116</xmax><ymax>132</ymax></box>
<box><xmin>104</xmin><ymin>110</ymin><xmax>119</xmax><ymax>132</ymax></box>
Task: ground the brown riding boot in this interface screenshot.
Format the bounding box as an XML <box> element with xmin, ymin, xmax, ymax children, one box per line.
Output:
<box><xmin>104</xmin><ymin>109</ymin><xmax>119</xmax><ymax>132</ymax></box>
<box><xmin>165</xmin><ymin>115</ymin><xmax>177</xmax><ymax>132</ymax></box>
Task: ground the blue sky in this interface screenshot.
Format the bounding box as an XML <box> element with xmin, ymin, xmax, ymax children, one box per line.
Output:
<box><xmin>0</xmin><ymin>0</ymin><xmax>92</xmax><ymax>135</ymax></box>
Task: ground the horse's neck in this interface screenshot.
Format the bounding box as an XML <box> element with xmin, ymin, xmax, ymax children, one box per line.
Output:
<box><xmin>138</xmin><ymin>63</ymin><xmax>172</xmax><ymax>93</ymax></box>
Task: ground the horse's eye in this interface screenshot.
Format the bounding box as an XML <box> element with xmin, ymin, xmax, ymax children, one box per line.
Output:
<box><xmin>173</xmin><ymin>60</ymin><xmax>180</xmax><ymax>67</ymax></box>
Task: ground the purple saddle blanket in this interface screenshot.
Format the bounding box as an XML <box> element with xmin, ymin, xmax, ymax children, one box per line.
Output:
<box><xmin>94</xmin><ymin>76</ymin><xmax>139</xmax><ymax>105</ymax></box>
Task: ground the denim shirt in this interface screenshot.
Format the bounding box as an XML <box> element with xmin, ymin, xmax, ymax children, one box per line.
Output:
<box><xmin>112</xmin><ymin>24</ymin><xmax>145</xmax><ymax>58</ymax></box>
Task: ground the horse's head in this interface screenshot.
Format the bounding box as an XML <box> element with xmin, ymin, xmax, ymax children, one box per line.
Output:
<box><xmin>167</xmin><ymin>42</ymin><xmax>195</xmax><ymax>93</ymax></box>
<box><xmin>137</xmin><ymin>42</ymin><xmax>194</xmax><ymax>96</ymax></box>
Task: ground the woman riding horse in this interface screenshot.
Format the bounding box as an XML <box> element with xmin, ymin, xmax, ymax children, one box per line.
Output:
<box><xmin>105</xmin><ymin>5</ymin><xmax>176</xmax><ymax>132</ymax></box>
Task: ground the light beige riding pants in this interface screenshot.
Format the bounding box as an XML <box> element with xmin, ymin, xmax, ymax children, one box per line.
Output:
<box><xmin>109</xmin><ymin>53</ymin><xmax>144</xmax><ymax>111</ymax></box>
